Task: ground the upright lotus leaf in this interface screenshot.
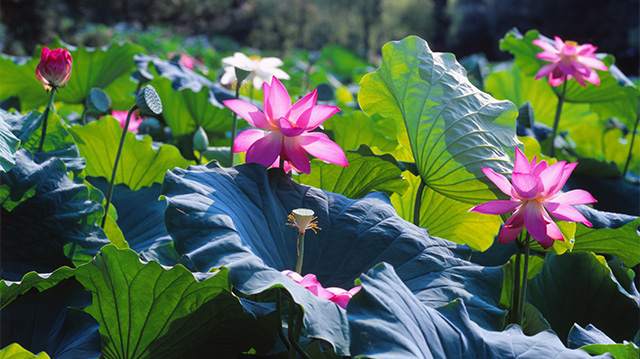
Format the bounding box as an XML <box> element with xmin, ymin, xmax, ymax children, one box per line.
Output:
<box><xmin>295</xmin><ymin>145</ymin><xmax>408</xmax><ymax>199</ymax></box>
<box><xmin>359</xmin><ymin>35</ymin><xmax>519</xmax><ymax>204</ymax></box>
<box><xmin>162</xmin><ymin>163</ymin><xmax>504</xmax><ymax>354</ymax></box>
<box><xmin>322</xmin><ymin>110</ymin><xmax>399</xmax><ymax>153</ymax></box>
<box><xmin>149</xmin><ymin>76</ymin><xmax>234</xmax><ymax>137</ymax></box>
<box><xmin>0</xmin><ymin>115</ymin><xmax>19</xmax><ymax>172</ymax></box>
<box><xmin>1</xmin><ymin>278</ymin><xmax>101</xmax><ymax>359</ymax></box>
<box><xmin>390</xmin><ymin>170</ymin><xmax>501</xmax><ymax>251</ymax></box>
<box><xmin>0</xmin><ymin>41</ymin><xmax>143</xmax><ymax>110</ymax></box>
<box><xmin>348</xmin><ymin>263</ymin><xmax>610</xmax><ymax>359</ymax></box>
<box><xmin>68</xmin><ymin>116</ymin><xmax>193</xmax><ymax>191</ymax></box>
<box><xmin>87</xmin><ymin>177</ymin><xmax>172</xmax><ymax>259</ymax></box>
<box><xmin>75</xmin><ymin>245</ymin><xmax>273</xmax><ymax>359</ymax></box>
<box><xmin>1</xmin><ymin>149</ymin><xmax>109</xmax><ymax>280</ymax></box>
<box><xmin>0</xmin><ymin>344</ymin><xmax>51</xmax><ymax>359</ymax></box>
<box><xmin>2</xmin><ymin>110</ymin><xmax>83</xmax><ymax>173</ymax></box>
<box><xmin>526</xmin><ymin>252</ymin><xmax>640</xmax><ymax>343</ymax></box>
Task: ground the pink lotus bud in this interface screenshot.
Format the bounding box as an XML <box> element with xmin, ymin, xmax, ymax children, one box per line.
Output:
<box><xmin>35</xmin><ymin>47</ymin><xmax>72</xmax><ymax>91</ymax></box>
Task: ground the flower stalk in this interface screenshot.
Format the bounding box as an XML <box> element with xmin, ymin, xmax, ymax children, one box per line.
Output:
<box><xmin>518</xmin><ymin>232</ymin><xmax>531</xmax><ymax>325</ymax></box>
<box><xmin>229</xmin><ymin>81</ymin><xmax>241</xmax><ymax>166</ymax></box>
<box><xmin>37</xmin><ymin>88</ymin><xmax>57</xmax><ymax>153</ymax></box>
<box><xmin>413</xmin><ymin>180</ymin><xmax>426</xmax><ymax>226</ymax></box>
<box><xmin>546</xmin><ymin>81</ymin><xmax>567</xmax><ymax>157</ymax></box>
<box><xmin>623</xmin><ymin>107</ymin><xmax>639</xmax><ymax>178</ymax></box>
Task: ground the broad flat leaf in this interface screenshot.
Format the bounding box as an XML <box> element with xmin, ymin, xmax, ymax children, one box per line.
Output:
<box><xmin>572</xmin><ymin>206</ymin><xmax>640</xmax><ymax>267</ymax></box>
<box><xmin>322</xmin><ymin>110</ymin><xmax>398</xmax><ymax>152</ymax></box>
<box><xmin>295</xmin><ymin>145</ymin><xmax>408</xmax><ymax>198</ymax></box>
<box><xmin>162</xmin><ymin>163</ymin><xmax>504</xmax><ymax>355</ymax></box>
<box><xmin>68</xmin><ymin>116</ymin><xmax>192</xmax><ymax>190</ymax></box>
<box><xmin>1</xmin><ymin>266</ymin><xmax>75</xmax><ymax>309</ymax></box>
<box><xmin>390</xmin><ymin>170</ymin><xmax>501</xmax><ymax>251</ymax></box>
<box><xmin>1</xmin><ymin>149</ymin><xmax>109</xmax><ymax>280</ymax></box>
<box><xmin>0</xmin><ymin>344</ymin><xmax>51</xmax><ymax>359</ymax></box>
<box><xmin>87</xmin><ymin>177</ymin><xmax>172</xmax><ymax>259</ymax></box>
<box><xmin>0</xmin><ymin>116</ymin><xmax>19</xmax><ymax>172</ymax></box>
<box><xmin>527</xmin><ymin>252</ymin><xmax>640</xmax><ymax>343</ymax></box>
<box><xmin>359</xmin><ymin>36</ymin><xmax>519</xmax><ymax>204</ymax></box>
<box><xmin>0</xmin><ymin>42</ymin><xmax>143</xmax><ymax>110</ymax></box>
<box><xmin>150</xmin><ymin>76</ymin><xmax>234</xmax><ymax>137</ymax></box>
<box><xmin>75</xmin><ymin>245</ymin><xmax>274</xmax><ymax>359</ymax></box>
<box><xmin>1</xmin><ymin>278</ymin><xmax>100</xmax><ymax>359</ymax></box>
<box><xmin>568</xmin><ymin>324</ymin><xmax>639</xmax><ymax>359</ymax></box>
<box><xmin>348</xmin><ymin>262</ymin><xmax>610</xmax><ymax>359</ymax></box>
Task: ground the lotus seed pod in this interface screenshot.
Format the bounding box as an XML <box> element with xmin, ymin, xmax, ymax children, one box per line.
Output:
<box><xmin>136</xmin><ymin>85</ymin><xmax>162</xmax><ymax>117</ymax></box>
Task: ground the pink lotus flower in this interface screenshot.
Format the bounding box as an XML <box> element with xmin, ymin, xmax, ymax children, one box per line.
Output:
<box><xmin>35</xmin><ymin>47</ymin><xmax>72</xmax><ymax>91</ymax></box>
<box><xmin>283</xmin><ymin>270</ymin><xmax>361</xmax><ymax>309</ymax></box>
<box><xmin>223</xmin><ymin>77</ymin><xmax>348</xmax><ymax>174</ymax></box>
<box><xmin>469</xmin><ymin>147</ymin><xmax>596</xmax><ymax>248</ymax></box>
<box><xmin>533</xmin><ymin>36</ymin><xmax>608</xmax><ymax>87</ymax></box>
<box><xmin>111</xmin><ymin>110</ymin><xmax>146</xmax><ymax>134</ymax></box>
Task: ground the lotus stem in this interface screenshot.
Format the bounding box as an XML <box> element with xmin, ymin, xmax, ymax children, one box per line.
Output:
<box><xmin>37</xmin><ymin>87</ymin><xmax>57</xmax><ymax>153</ymax></box>
<box><xmin>101</xmin><ymin>105</ymin><xmax>137</xmax><ymax>228</ymax></box>
<box><xmin>229</xmin><ymin>83</ymin><xmax>241</xmax><ymax>166</ymax></box>
<box><xmin>81</xmin><ymin>106</ymin><xmax>88</xmax><ymax>126</ymax></box>
<box><xmin>623</xmin><ymin>104</ymin><xmax>639</xmax><ymax>178</ymax></box>
<box><xmin>518</xmin><ymin>232</ymin><xmax>531</xmax><ymax>325</ymax></box>
<box><xmin>295</xmin><ymin>232</ymin><xmax>305</xmax><ymax>274</ymax></box>
<box><xmin>510</xmin><ymin>234</ymin><xmax>523</xmax><ymax>326</ymax></box>
<box><xmin>546</xmin><ymin>81</ymin><xmax>567</xmax><ymax>157</ymax></box>
<box><xmin>413</xmin><ymin>180</ymin><xmax>426</xmax><ymax>226</ymax></box>
<box><xmin>287</xmin><ymin>296</ymin><xmax>310</xmax><ymax>359</ymax></box>
<box><xmin>275</xmin><ymin>290</ymin><xmax>291</xmax><ymax>351</ymax></box>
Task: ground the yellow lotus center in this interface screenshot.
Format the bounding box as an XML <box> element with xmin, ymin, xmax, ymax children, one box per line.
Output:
<box><xmin>249</xmin><ymin>55</ymin><xmax>262</xmax><ymax>61</ymax></box>
<box><xmin>565</xmin><ymin>40</ymin><xmax>578</xmax><ymax>47</ymax></box>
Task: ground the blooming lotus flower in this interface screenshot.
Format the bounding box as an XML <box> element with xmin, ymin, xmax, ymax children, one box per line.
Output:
<box><xmin>533</xmin><ymin>36</ymin><xmax>608</xmax><ymax>87</ymax></box>
<box><xmin>469</xmin><ymin>147</ymin><xmax>596</xmax><ymax>248</ymax></box>
<box><xmin>223</xmin><ymin>77</ymin><xmax>348</xmax><ymax>174</ymax></box>
<box><xmin>111</xmin><ymin>110</ymin><xmax>146</xmax><ymax>133</ymax></box>
<box><xmin>283</xmin><ymin>270</ymin><xmax>361</xmax><ymax>309</ymax></box>
<box><xmin>220</xmin><ymin>52</ymin><xmax>290</xmax><ymax>89</ymax></box>
<box><xmin>35</xmin><ymin>47</ymin><xmax>72</xmax><ymax>91</ymax></box>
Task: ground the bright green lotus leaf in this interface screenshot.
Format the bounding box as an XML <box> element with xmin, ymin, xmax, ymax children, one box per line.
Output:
<box><xmin>0</xmin><ymin>266</ymin><xmax>75</xmax><ymax>309</ymax></box>
<box><xmin>322</xmin><ymin>110</ymin><xmax>399</xmax><ymax>152</ymax></box>
<box><xmin>75</xmin><ymin>245</ymin><xmax>274</xmax><ymax>359</ymax></box>
<box><xmin>359</xmin><ymin>36</ymin><xmax>520</xmax><ymax>204</ymax></box>
<box><xmin>68</xmin><ymin>116</ymin><xmax>193</xmax><ymax>190</ymax></box>
<box><xmin>580</xmin><ymin>343</ymin><xmax>639</xmax><ymax>359</ymax></box>
<box><xmin>568</xmin><ymin>323</ymin><xmax>639</xmax><ymax>359</ymax></box>
<box><xmin>0</xmin><ymin>115</ymin><xmax>19</xmax><ymax>172</ymax></box>
<box><xmin>295</xmin><ymin>145</ymin><xmax>408</xmax><ymax>199</ymax></box>
<box><xmin>149</xmin><ymin>76</ymin><xmax>233</xmax><ymax>137</ymax></box>
<box><xmin>0</xmin><ymin>42</ymin><xmax>143</xmax><ymax>111</ymax></box>
<box><xmin>390</xmin><ymin>170</ymin><xmax>501</xmax><ymax>251</ymax></box>
<box><xmin>0</xmin><ymin>344</ymin><xmax>50</xmax><ymax>359</ymax></box>
<box><xmin>527</xmin><ymin>252</ymin><xmax>640</xmax><ymax>343</ymax></box>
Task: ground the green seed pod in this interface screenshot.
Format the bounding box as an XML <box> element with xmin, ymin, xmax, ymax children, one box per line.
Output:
<box><xmin>234</xmin><ymin>66</ymin><xmax>252</xmax><ymax>84</ymax></box>
<box><xmin>86</xmin><ymin>88</ymin><xmax>111</xmax><ymax>115</ymax></box>
<box><xmin>136</xmin><ymin>85</ymin><xmax>162</xmax><ymax>117</ymax></box>
<box><xmin>192</xmin><ymin>126</ymin><xmax>209</xmax><ymax>152</ymax></box>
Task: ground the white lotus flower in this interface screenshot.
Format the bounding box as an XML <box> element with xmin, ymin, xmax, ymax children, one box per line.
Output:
<box><xmin>220</xmin><ymin>52</ymin><xmax>290</xmax><ymax>89</ymax></box>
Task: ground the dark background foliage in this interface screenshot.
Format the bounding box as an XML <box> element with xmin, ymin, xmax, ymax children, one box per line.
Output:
<box><xmin>1</xmin><ymin>0</ymin><xmax>638</xmax><ymax>74</ymax></box>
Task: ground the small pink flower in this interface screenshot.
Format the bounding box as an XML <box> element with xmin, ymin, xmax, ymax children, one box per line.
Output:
<box><xmin>35</xmin><ymin>47</ymin><xmax>72</xmax><ymax>91</ymax></box>
<box><xmin>283</xmin><ymin>270</ymin><xmax>361</xmax><ymax>309</ymax></box>
<box><xmin>111</xmin><ymin>110</ymin><xmax>146</xmax><ymax>134</ymax></box>
<box><xmin>469</xmin><ymin>147</ymin><xmax>596</xmax><ymax>249</ymax></box>
<box><xmin>533</xmin><ymin>36</ymin><xmax>608</xmax><ymax>87</ymax></box>
<box><xmin>223</xmin><ymin>77</ymin><xmax>348</xmax><ymax>174</ymax></box>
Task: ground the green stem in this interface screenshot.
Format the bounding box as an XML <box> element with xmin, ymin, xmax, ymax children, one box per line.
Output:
<box><xmin>275</xmin><ymin>290</ymin><xmax>291</xmax><ymax>351</ymax></box>
<box><xmin>295</xmin><ymin>232</ymin><xmax>305</xmax><ymax>274</ymax></box>
<box><xmin>37</xmin><ymin>88</ymin><xmax>57</xmax><ymax>153</ymax></box>
<box><xmin>101</xmin><ymin>106</ymin><xmax>137</xmax><ymax>228</ymax></box>
<box><xmin>134</xmin><ymin>82</ymin><xmax>142</xmax><ymax>97</ymax></box>
<box><xmin>287</xmin><ymin>297</ymin><xmax>310</xmax><ymax>359</ymax></box>
<box><xmin>196</xmin><ymin>151</ymin><xmax>202</xmax><ymax>165</ymax></box>
<box><xmin>81</xmin><ymin>106</ymin><xmax>88</xmax><ymax>126</ymax></box>
<box><xmin>623</xmin><ymin>103</ymin><xmax>640</xmax><ymax>178</ymax></box>
<box><xmin>510</xmin><ymin>235</ymin><xmax>523</xmax><ymax>326</ymax></box>
<box><xmin>518</xmin><ymin>232</ymin><xmax>531</xmax><ymax>325</ymax></box>
<box><xmin>229</xmin><ymin>83</ymin><xmax>241</xmax><ymax>166</ymax></box>
<box><xmin>413</xmin><ymin>180</ymin><xmax>426</xmax><ymax>226</ymax></box>
<box><xmin>546</xmin><ymin>80</ymin><xmax>568</xmax><ymax>157</ymax></box>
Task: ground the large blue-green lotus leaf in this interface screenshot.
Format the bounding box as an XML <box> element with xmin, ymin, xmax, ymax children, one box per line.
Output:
<box><xmin>359</xmin><ymin>35</ymin><xmax>519</xmax><ymax>205</ymax></box>
<box><xmin>568</xmin><ymin>324</ymin><xmax>639</xmax><ymax>359</ymax></box>
<box><xmin>0</xmin><ymin>149</ymin><xmax>109</xmax><ymax>280</ymax></box>
<box><xmin>0</xmin><ymin>115</ymin><xmax>19</xmax><ymax>172</ymax></box>
<box><xmin>87</xmin><ymin>177</ymin><xmax>172</xmax><ymax>259</ymax></box>
<box><xmin>75</xmin><ymin>245</ymin><xmax>274</xmax><ymax>359</ymax></box>
<box><xmin>0</xmin><ymin>278</ymin><xmax>101</xmax><ymax>358</ymax></box>
<box><xmin>527</xmin><ymin>252</ymin><xmax>640</xmax><ymax>344</ymax></box>
<box><xmin>162</xmin><ymin>162</ymin><xmax>504</xmax><ymax>354</ymax></box>
<box><xmin>0</xmin><ymin>41</ymin><xmax>143</xmax><ymax>111</ymax></box>
<box><xmin>348</xmin><ymin>262</ymin><xmax>612</xmax><ymax>359</ymax></box>
<box><xmin>2</xmin><ymin>110</ymin><xmax>84</xmax><ymax>173</ymax></box>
